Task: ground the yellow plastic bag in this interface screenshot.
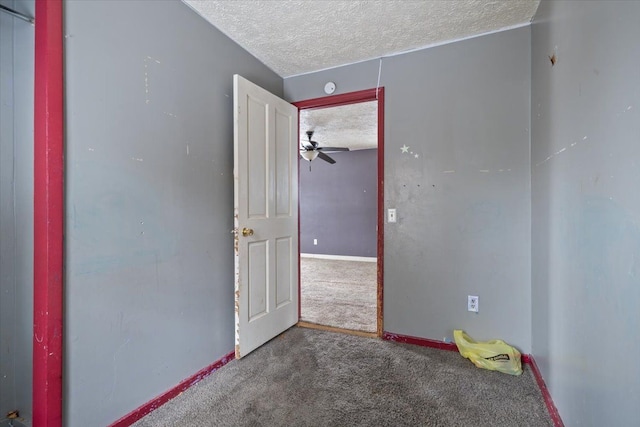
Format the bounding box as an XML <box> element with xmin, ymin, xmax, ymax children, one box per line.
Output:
<box><xmin>453</xmin><ymin>330</ymin><xmax>522</xmax><ymax>375</ymax></box>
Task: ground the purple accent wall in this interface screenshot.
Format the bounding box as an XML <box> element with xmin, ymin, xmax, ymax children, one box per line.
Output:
<box><xmin>300</xmin><ymin>148</ymin><xmax>377</xmax><ymax>257</ymax></box>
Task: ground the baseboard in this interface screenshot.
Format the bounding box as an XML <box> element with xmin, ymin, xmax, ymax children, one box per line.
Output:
<box><xmin>300</xmin><ymin>253</ymin><xmax>377</xmax><ymax>262</ymax></box>
<box><xmin>526</xmin><ymin>355</ymin><xmax>565</xmax><ymax>427</ymax></box>
<box><xmin>382</xmin><ymin>331</ymin><xmax>458</xmax><ymax>352</ymax></box>
<box><xmin>109</xmin><ymin>350</ymin><xmax>235</xmax><ymax>427</ymax></box>
<box><xmin>382</xmin><ymin>331</ymin><xmax>564</xmax><ymax>427</ymax></box>
<box><xmin>110</xmin><ymin>334</ymin><xmax>563</xmax><ymax>427</ymax></box>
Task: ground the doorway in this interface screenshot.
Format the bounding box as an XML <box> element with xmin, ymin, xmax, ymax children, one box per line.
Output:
<box><xmin>294</xmin><ymin>88</ymin><xmax>384</xmax><ymax>337</ymax></box>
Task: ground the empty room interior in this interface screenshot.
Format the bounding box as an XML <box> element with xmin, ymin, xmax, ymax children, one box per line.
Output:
<box><xmin>0</xmin><ymin>0</ymin><xmax>638</xmax><ymax>426</ymax></box>
<box><xmin>299</xmin><ymin>101</ymin><xmax>379</xmax><ymax>334</ymax></box>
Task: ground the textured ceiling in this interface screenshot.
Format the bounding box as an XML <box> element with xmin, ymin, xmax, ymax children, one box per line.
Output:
<box><xmin>183</xmin><ymin>0</ymin><xmax>539</xmax><ymax>151</ymax></box>
<box><xmin>184</xmin><ymin>0</ymin><xmax>540</xmax><ymax>77</ymax></box>
<box><xmin>300</xmin><ymin>101</ymin><xmax>377</xmax><ymax>151</ymax></box>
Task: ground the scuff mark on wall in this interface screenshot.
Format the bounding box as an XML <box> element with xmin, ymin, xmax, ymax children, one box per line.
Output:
<box><xmin>107</xmin><ymin>337</ymin><xmax>131</xmax><ymax>402</ymax></box>
<box><xmin>535</xmin><ymin>135</ymin><xmax>590</xmax><ymax>167</ymax></box>
<box><xmin>143</xmin><ymin>56</ymin><xmax>161</xmax><ymax>104</ymax></box>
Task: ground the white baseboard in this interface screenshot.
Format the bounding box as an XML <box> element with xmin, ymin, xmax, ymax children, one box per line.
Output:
<box><xmin>300</xmin><ymin>253</ymin><xmax>377</xmax><ymax>263</ymax></box>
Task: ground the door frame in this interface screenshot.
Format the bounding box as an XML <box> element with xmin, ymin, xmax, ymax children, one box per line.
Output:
<box><xmin>293</xmin><ymin>87</ymin><xmax>385</xmax><ymax>336</ymax></box>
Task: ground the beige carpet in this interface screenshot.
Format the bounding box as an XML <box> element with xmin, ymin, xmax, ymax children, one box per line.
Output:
<box><xmin>300</xmin><ymin>257</ymin><xmax>377</xmax><ymax>332</ymax></box>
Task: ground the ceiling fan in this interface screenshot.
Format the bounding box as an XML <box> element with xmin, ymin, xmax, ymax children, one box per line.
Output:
<box><xmin>300</xmin><ymin>130</ymin><xmax>349</xmax><ymax>164</ymax></box>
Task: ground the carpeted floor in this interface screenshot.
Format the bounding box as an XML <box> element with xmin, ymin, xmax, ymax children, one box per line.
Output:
<box><xmin>133</xmin><ymin>327</ymin><xmax>553</xmax><ymax>427</ymax></box>
<box><xmin>0</xmin><ymin>420</ymin><xmax>28</xmax><ymax>427</ymax></box>
<box><xmin>300</xmin><ymin>257</ymin><xmax>377</xmax><ymax>332</ymax></box>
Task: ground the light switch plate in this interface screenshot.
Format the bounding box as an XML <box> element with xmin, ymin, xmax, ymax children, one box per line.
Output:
<box><xmin>388</xmin><ymin>208</ymin><xmax>397</xmax><ymax>223</ymax></box>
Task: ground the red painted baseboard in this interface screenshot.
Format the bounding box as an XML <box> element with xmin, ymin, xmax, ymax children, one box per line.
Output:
<box><xmin>382</xmin><ymin>331</ymin><xmax>459</xmax><ymax>352</ymax></box>
<box><xmin>526</xmin><ymin>356</ymin><xmax>565</xmax><ymax>427</ymax></box>
<box><xmin>109</xmin><ymin>350</ymin><xmax>234</xmax><ymax>427</ymax></box>
<box><xmin>382</xmin><ymin>331</ymin><xmax>563</xmax><ymax>427</ymax></box>
<box><xmin>112</xmin><ymin>335</ymin><xmax>563</xmax><ymax>427</ymax></box>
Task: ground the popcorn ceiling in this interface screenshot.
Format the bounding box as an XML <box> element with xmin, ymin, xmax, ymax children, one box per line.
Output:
<box><xmin>300</xmin><ymin>101</ymin><xmax>378</xmax><ymax>151</ymax></box>
<box><xmin>183</xmin><ymin>0</ymin><xmax>540</xmax><ymax>77</ymax></box>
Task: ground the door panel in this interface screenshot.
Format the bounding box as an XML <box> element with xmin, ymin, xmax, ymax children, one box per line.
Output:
<box><xmin>247</xmin><ymin>97</ymin><xmax>268</xmax><ymax>218</ymax></box>
<box><xmin>275</xmin><ymin>237</ymin><xmax>293</xmax><ymax>307</ymax></box>
<box><xmin>275</xmin><ymin>108</ymin><xmax>292</xmax><ymax>216</ymax></box>
<box><xmin>248</xmin><ymin>240</ymin><xmax>268</xmax><ymax>321</ymax></box>
<box><xmin>234</xmin><ymin>75</ymin><xmax>298</xmax><ymax>358</ymax></box>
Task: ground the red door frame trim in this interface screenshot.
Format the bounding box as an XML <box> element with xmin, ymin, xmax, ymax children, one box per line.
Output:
<box><xmin>33</xmin><ymin>0</ymin><xmax>65</xmax><ymax>425</ymax></box>
<box><xmin>293</xmin><ymin>88</ymin><xmax>385</xmax><ymax>336</ymax></box>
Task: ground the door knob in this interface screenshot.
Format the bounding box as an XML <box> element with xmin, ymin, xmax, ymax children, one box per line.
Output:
<box><xmin>242</xmin><ymin>227</ymin><xmax>254</xmax><ymax>237</ymax></box>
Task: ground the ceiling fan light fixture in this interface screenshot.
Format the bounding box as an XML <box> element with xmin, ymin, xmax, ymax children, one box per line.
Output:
<box><xmin>301</xmin><ymin>150</ymin><xmax>319</xmax><ymax>161</ymax></box>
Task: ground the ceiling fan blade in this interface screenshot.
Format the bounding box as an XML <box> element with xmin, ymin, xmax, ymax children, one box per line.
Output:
<box><xmin>317</xmin><ymin>147</ymin><xmax>349</xmax><ymax>152</ymax></box>
<box><xmin>317</xmin><ymin>151</ymin><xmax>336</xmax><ymax>164</ymax></box>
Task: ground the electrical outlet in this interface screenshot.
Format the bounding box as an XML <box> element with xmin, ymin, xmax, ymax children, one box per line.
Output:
<box><xmin>313</xmin><ymin>239</ymin><xmax>318</xmax><ymax>245</ymax></box>
<box><xmin>468</xmin><ymin>295</ymin><xmax>479</xmax><ymax>313</ymax></box>
<box><xmin>387</xmin><ymin>208</ymin><xmax>397</xmax><ymax>223</ymax></box>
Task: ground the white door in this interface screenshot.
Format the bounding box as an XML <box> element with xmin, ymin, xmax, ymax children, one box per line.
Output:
<box><xmin>233</xmin><ymin>75</ymin><xmax>299</xmax><ymax>359</ymax></box>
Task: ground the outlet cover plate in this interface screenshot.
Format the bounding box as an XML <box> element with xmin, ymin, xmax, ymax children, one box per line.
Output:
<box><xmin>468</xmin><ymin>295</ymin><xmax>479</xmax><ymax>312</ymax></box>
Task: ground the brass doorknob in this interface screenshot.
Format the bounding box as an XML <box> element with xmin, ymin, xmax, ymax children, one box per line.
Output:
<box><xmin>242</xmin><ymin>227</ymin><xmax>254</xmax><ymax>237</ymax></box>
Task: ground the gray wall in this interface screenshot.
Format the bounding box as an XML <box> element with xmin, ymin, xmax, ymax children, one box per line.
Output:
<box><xmin>63</xmin><ymin>1</ymin><xmax>282</xmax><ymax>425</ymax></box>
<box><xmin>300</xmin><ymin>149</ymin><xmax>377</xmax><ymax>257</ymax></box>
<box><xmin>531</xmin><ymin>1</ymin><xmax>640</xmax><ymax>425</ymax></box>
<box><xmin>286</xmin><ymin>27</ymin><xmax>532</xmax><ymax>352</ymax></box>
<box><xmin>0</xmin><ymin>0</ymin><xmax>34</xmax><ymax>422</ymax></box>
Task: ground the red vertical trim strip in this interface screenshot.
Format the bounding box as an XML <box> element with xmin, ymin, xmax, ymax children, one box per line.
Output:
<box><xmin>297</xmin><ymin>109</ymin><xmax>302</xmax><ymax>319</ymax></box>
<box><xmin>376</xmin><ymin>88</ymin><xmax>384</xmax><ymax>337</ymax></box>
<box><xmin>33</xmin><ymin>0</ymin><xmax>64</xmax><ymax>425</ymax></box>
